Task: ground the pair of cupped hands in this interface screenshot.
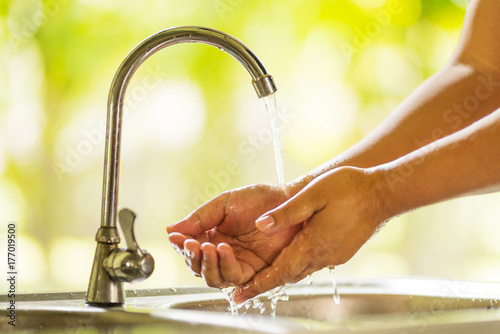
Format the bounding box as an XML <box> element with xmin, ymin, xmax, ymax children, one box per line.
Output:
<box><xmin>167</xmin><ymin>166</ymin><xmax>385</xmax><ymax>304</ymax></box>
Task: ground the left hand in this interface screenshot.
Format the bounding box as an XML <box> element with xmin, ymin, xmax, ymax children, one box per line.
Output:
<box><xmin>167</xmin><ymin>182</ymin><xmax>306</xmax><ymax>288</ymax></box>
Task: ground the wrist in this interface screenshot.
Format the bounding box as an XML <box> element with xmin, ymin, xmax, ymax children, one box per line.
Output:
<box><xmin>286</xmin><ymin>173</ymin><xmax>315</xmax><ymax>196</ymax></box>
<box><xmin>366</xmin><ymin>166</ymin><xmax>405</xmax><ymax>223</ymax></box>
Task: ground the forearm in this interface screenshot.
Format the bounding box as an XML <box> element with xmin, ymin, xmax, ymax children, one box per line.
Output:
<box><xmin>306</xmin><ymin>0</ymin><xmax>500</xmax><ymax>179</ymax></box>
<box><xmin>289</xmin><ymin>0</ymin><xmax>500</xmax><ymax>189</ymax></box>
<box><xmin>373</xmin><ymin>108</ymin><xmax>500</xmax><ymax>220</ymax></box>
<box><xmin>308</xmin><ymin>62</ymin><xmax>500</xmax><ymax>178</ymax></box>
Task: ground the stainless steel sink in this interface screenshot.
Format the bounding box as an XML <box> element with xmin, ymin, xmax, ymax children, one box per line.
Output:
<box><xmin>167</xmin><ymin>278</ymin><xmax>500</xmax><ymax>333</ymax></box>
<box><xmin>1</xmin><ymin>278</ymin><xmax>499</xmax><ymax>333</ymax></box>
<box><xmin>0</xmin><ymin>287</ymin><xmax>298</xmax><ymax>334</ymax></box>
<box><xmin>172</xmin><ymin>289</ymin><xmax>497</xmax><ymax>321</ymax></box>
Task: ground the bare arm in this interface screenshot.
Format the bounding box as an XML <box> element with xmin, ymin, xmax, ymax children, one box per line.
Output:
<box><xmin>235</xmin><ymin>107</ymin><xmax>500</xmax><ymax>303</ymax></box>
<box><xmin>307</xmin><ymin>0</ymin><xmax>500</xmax><ymax>178</ymax></box>
<box><xmin>379</xmin><ymin>107</ymin><xmax>500</xmax><ymax>214</ymax></box>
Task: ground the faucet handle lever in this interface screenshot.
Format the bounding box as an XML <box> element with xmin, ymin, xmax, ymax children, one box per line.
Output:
<box><xmin>118</xmin><ymin>208</ymin><xmax>142</xmax><ymax>254</ymax></box>
<box><xmin>103</xmin><ymin>208</ymin><xmax>155</xmax><ymax>283</ymax></box>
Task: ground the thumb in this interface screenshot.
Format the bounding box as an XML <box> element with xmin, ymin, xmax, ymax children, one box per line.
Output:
<box><xmin>255</xmin><ymin>186</ymin><xmax>320</xmax><ymax>235</ymax></box>
<box><xmin>167</xmin><ymin>192</ymin><xmax>229</xmax><ymax>236</ymax></box>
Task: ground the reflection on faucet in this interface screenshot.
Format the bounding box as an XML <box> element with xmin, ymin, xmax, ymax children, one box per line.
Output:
<box><xmin>86</xmin><ymin>26</ymin><xmax>277</xmax><ymax>305</ymax></box>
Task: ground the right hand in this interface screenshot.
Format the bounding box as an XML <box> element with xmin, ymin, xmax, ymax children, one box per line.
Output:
<box><xmin>232</xmin><ymin>167</ymin><xmax>388</xmax><ymax>303</ymax></box>
<box><xmin>166</xmin><ymin>180</ymin><xmax>309</xmax><ymax>288</ymax></box>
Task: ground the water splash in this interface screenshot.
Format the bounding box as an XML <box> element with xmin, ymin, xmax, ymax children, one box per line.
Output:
<box><xmin>329</xmin><ymin>267</ymin><xmax>340</xmax><ymax>305</ymax></box>
<box><xmin>172</xmin><ymin>244</ymin><xmax>185</xmax><ymax>258</ymax></box>
<box><xmin>263</xmin><ymin>93</ymin><xmax>285</xmax><ymax>185</ymax></box>
<box><xmin>242</xmin><ymin>295</ymin><xmax>265</xmax><ymax>315</ymax></box>
<box><xmin>221</xmin><ymin>286</ymin><xmax>239</xmax><ymax>316</ymax></box>
<box><xmin>221</xmin><ymin>284</ymin><xmax>288</xmax><ymax>318</ymax></box>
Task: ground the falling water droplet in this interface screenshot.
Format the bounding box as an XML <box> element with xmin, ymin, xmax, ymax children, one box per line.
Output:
<box><xmin>329</xmin><ymin>266</ymin><xmax>340</xmax><ymax>305</ymax></box>
<box><xmin>268</xmin><ymin>285</ymin><xmax>289</xmax><ymax>318</ymax></box>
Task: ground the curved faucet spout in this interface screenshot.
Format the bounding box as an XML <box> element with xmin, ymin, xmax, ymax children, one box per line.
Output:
<box><xmin>87</xmin><ymin>26</ymin><xmax>277</xmax><ymax>305</ymax></box>
<box><xmin>103</xmin><ymin>26</ymin><xmax>276</xmax><ymax>230</ymax></box>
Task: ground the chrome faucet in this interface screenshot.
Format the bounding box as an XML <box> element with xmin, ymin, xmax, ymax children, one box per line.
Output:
<box><xmin>86</xmin><ymin>26</ymin><xmax>277</xmax><ymax>305</ymax></box>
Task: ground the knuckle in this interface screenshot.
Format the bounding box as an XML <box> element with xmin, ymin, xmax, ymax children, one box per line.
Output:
<box><xmin>280</xmin><ymin>204</ymin><xmax>296</xmax><ymax>226</ymax></box>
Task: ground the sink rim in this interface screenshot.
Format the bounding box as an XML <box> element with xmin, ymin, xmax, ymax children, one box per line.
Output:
<box><xmin>3</xmin><ymin>277</ymin><xmax>500</xmax><ymax>302</ymax></box>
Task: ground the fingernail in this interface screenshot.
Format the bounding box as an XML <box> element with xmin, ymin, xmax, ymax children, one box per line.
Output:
<box><xmin>255</xmin><ymin>215</ymin><xmax>275</xmax><ymax>233</ymax></box>
<box><xmin>203</xmin><ymin>250</ymin><xmax>210</xmax><ymax>262</ymax></box>
<box><xmin>185</xmin><ymin>249</ymin><xmax>194</xmax><ymax>259</ymax></box>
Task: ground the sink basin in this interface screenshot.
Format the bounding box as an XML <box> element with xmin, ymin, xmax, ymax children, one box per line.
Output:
<box><xmin>167</xmin><ymin>278</ymin><xmax>500</xmax><ymax>333</ymax></box>
<box><xmin>0</xmin><ymin>287</ymin><xmax>298</xmax><ymax>334</ymax></box>
<box><xmin>1</xmin><ymin>278</ymin><xmax>499</xmax><ymax>333</ymax></box>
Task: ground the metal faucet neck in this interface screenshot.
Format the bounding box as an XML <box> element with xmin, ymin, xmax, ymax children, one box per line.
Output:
<box><xmin>102</xmin><ymin>26</ymin><xmax>276</xmax><ymax>229</ymax></box>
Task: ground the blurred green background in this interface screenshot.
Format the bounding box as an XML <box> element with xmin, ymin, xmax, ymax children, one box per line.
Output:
<box><xmin>1</xmin><ymin>0</ymin><xmax>500</xmax><ymax>293</ymax></box>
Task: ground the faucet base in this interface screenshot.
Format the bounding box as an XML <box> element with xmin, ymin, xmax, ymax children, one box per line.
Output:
<box><xmin>86</xmin><ymin>229</ymin><xmax>125</xmax><ymax>305</ymax></box>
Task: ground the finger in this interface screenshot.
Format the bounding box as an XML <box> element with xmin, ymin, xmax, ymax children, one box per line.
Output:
<box><xmin>232</xmin><ymin>232</ymin><xmax>315</xmax><ymax>304</ymax></box>
<box><xmin>255</xmin><ymin>185</ymin><xmax>323</xmax><ymax>235</ymax></box>
<box><xmin>200</xmin><ymin>242</ymin><xmax>225</xmax><ymax>288</ymax></box>
<box><xmin>218</xmin><ymin>243</ymin><xmax>254</xmax><ymax>285</ymax></box>
<box><xmin>168</xmin><ymin>232</ymin><xmax>188</xmax><ymax>255</ymax></box>
<box><xmin>184</xmin><ymin>239</ymin><xmax>202</xmax><ymax>276</ymax></box>
<box><xmin>167</xmin><ymin>192</ymin><xmax>230</xmax><ymax>236</ymax></box>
